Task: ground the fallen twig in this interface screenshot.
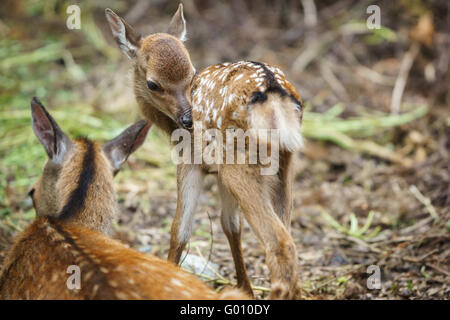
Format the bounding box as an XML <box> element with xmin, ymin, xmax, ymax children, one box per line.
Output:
<box><xmin>319</xmin><ymin>60</ymin><xmax>349</xmax><ymax>100</ymax></box>
<box><xmin>426</xmin><ymin>263</ymin><xmax>450</xmax><ymax>277</ymax></box>
<box><xmin>304</xmin><ymin>264</ymin><xmax>365</xmax><ymax>293</ymax></box>
<box><xmin>394</xmin><ymin>248</ymin><xmax>439</xmax><ymax>263</ymax></box>
<box><xmin>390</xmin><ymin>43</ymin><xmax>420</xmax><ymax>114</ymax></box>
<box><xmin>399</xmin><ymin>216</ymin><xmax>433</xmax><ymax>235</ymax></box>
<box><xmin>409</xmin><ymin>185</ymin><xmax>440</xmax><ymax>221</ymax></box>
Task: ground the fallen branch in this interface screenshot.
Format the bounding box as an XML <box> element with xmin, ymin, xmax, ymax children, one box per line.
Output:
<box><xmin>390</xmin><ymin>43</ymin><xmax>420</xmax><ymax>114</ymax></box>
<box><xmin>399</xmin><ymin>216</ymin><xmax>433</xmax><ymax>235</ymax></box>
<box><xmin>426</xmin><ymin>263</ymin><xmax>450</xmax><ymax>277</ymax></box>
<box><xmin>409</xmin><ymin>185</ymin><xmax>440</xmax><ymax>221</ymax></box>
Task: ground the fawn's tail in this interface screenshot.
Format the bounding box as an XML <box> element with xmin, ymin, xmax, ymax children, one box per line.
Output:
<box><xmin>248</xmin><ymin>93</ymin><xmax>303</xmax><ymax>152</ymax></box>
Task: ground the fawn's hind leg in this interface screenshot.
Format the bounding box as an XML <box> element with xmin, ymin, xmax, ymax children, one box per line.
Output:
<box><xmin>271</xmin><ymin>151</ymin><xmax>295</xmax><ymax>231</ymax></box>
<box><xmin>219</xmin><ymin>164</ymin><xmax>301</xmax><ymax>299</ymax></box>
<box><xmin>218</xmin><ymin>177</ymin><xmax>253</xmax><ymax>297</ymax></box>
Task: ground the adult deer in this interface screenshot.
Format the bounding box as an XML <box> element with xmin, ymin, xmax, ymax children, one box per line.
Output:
<box><xmin>105</xmin><ymin>4</ymin><xmax>303</xmax><ymax>299</ymax></box>
<box><xmin>0</xmin><ymin>98</ymin><xmax>248</xmax><ymax>300</ymax></box>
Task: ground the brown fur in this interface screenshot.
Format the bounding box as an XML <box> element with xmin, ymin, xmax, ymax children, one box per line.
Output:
<box><xmin>0</xmin><ymin>217</ymin><xmax>247</xmax><ymax>299</ymax></box>
<box><xmin>134</xmin><ymin>34</ymin><xmax>195</xmax><ymax>128</ymax></box>
<box><xmin>31</xmin><ymin>139</ymin><xmax>116</xmax><ymax>235</ymax></box>
<box><xmin>140</xmin><ymin>34</ymin><xmax>192</xmax><ymax>83</ymax></box>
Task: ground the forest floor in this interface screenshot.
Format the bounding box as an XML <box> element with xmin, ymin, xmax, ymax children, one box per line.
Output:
<box><xmin>0</xmin><ymin>0</ymin><xmax>449</xmax><ymax>299</ymax></box>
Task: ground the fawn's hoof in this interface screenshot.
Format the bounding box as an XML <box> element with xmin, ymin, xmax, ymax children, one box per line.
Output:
<box><xmin>269</xmin><ymin>281</ymin><xmax>302</xmax><ymax>300</ymax></box>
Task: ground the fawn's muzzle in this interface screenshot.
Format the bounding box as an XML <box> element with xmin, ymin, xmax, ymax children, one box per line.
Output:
<box><xmin>179</xmin><ymin>113</ymin><xmax>193</xmax><ymax>129</ymax></box>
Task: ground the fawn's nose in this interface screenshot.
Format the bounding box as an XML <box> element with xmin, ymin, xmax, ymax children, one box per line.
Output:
<box><xmin>180</xmin><ymin>114</ymin><xmax>192</xmax><ymax>129</ymax></box>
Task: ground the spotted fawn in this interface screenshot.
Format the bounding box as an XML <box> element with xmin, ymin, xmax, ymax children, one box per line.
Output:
<box><xmin>105</xmin><ymin>4</ymin><xmax>303</xmax><ymax>299</ymax></box>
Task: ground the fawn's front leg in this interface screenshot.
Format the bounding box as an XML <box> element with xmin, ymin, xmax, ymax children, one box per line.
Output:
<box><xmin>168</xmin><ymin>164</ymin><xmax>204</xmax><ymax>263</ymax></box>
<box><xmin>218</xmin><ymin>178</ymin><xmax>254</xmax><ymax>297</ymax></box>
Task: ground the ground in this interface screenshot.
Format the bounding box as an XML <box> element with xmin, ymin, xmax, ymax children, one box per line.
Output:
<box><xmin>0</xmin><ymin>0</ymin><xmax>449</xmax><ymax>299</ymax></box>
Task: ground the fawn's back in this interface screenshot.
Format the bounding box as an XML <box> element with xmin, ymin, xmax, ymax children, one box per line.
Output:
<box><xmin>191</xmin><ymin>61</ymin><xmax>303</xmax><ymax>152</ymax></box>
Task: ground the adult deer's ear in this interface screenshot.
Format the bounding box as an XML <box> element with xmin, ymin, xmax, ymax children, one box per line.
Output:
<box><xmin>102</xmin><ymin>120</ymin><xmax>152</xmax><ymax>172</ymax></box>
<box><xmin>167</xmin><ymin>3</ymin><xmax>187</xmax><ymax>41</ymax></box>
<box><xmin>105</xmin><ymin>8</ymin><xmax>142</xmax><ymax>59</ymax></box>
<box><xmin>31</xmin><ymin>97</ymin><xmax>72</xmax><ymax>164</ymax></box>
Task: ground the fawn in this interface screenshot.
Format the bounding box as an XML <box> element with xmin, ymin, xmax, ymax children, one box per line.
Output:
<box><xmin>105</xmin><ymin>4</ymin><xmax>303</xmax><ymax>299</ymax></box>
<box><xmin>0</xmin><ymin>98</ymin><xmax>248</xmax><ymax>300</ymax></box>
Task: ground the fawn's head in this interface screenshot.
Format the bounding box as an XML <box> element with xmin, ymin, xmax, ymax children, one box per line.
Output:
<box><xmin>29</xmin><ymin>98</ymin><xmax>150</xmax><ymax>234</ymax></box>
<box><xmin>105</xmin><ymin>4</ymin><xmax>195</xmax><ymax>129</ymax></box>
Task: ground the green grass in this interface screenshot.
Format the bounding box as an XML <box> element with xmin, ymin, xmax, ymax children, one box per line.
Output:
<box><xmin>321</xmin><ymin>210</ymin><xmax>381</xmax><ymax>240</ymax></box>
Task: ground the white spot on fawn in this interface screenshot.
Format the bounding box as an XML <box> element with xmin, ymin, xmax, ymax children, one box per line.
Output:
<box><xmin>171</xmin><ymin>279</ymin><xmax>183</xmax><ymax>287</ymax></box>
<box><xmin>100</xmin><ymin>267</ymin><xmax>109</xmax><ymax>274</ymax></box>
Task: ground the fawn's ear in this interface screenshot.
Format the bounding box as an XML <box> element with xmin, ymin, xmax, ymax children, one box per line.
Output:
<box><xmin>102</xmin><ymin>120</ymin><xmax>152</xmax><ymax>172</ymax></box>
<box><xmin>167</xmin><ymin>3</ymin><xmax>187</xmax><ymax>41</ymax></box>
<box><xmin>105</xmin><ymin>8</ymin><xmax>142</xmax><ymax>59</ymax></box>
<box><xmin>31</xmin><ymin>97</ymin><xmax>72</xmax><ymax>164</ymax></box>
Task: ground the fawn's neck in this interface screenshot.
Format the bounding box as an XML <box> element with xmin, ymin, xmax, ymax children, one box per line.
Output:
<box><xmin>56</xmin><ymin>139</ymin><xmax>117</xmax><ymax>235</ymax></box>
<box><xmin>136</xmin><ymin>96</ymin><xmax>179</xmax><ymax>136</ymax></box>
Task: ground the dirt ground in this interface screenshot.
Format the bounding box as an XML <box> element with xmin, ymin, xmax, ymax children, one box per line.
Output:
<box><xmin>0</xmin><ymin>0</ymin><xmax>449</xmax><ymax>299</ymax></box>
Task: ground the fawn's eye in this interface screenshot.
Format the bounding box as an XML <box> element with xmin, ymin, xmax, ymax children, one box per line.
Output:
<box><xmin>147</xmin><ymin>80</ymin><xmax>159</xmax><ymax>91</ymax></box>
